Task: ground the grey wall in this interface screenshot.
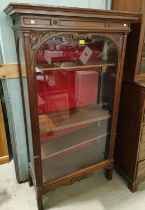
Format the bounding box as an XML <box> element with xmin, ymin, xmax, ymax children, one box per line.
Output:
<box><xmin>1</xmin><ymin>79</ymin><xmax>28</xmax><ymax>182</ymax></box>
<box><xmin>0</xmin><ymin>0</ymin><xmax>112</xmax><ymax>182</ymax></box>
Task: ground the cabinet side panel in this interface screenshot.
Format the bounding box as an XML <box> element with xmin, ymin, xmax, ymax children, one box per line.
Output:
<box><xmin>18</xmin><ymin>37</ymin><xmax>35</xmax><ymax>178</ymax></box>
<box><xmin>115</xmin><ymin>82</ymin><xmax>144</xmax><ymax>180</ymax></box>
<box><xmin>123</xmin><ymin>23</ymin><xmax>141</xmax><ymax>79</ymax></box>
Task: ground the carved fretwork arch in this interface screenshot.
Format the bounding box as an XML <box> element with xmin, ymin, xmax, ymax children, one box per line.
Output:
<box><xmin>26</xmin><ymin>31</ymin><xmax>124</xmax><ymax>70</ymax></box>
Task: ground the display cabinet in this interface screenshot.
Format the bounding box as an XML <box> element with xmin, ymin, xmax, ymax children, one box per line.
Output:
<box><xmin>4</xmin><ymin>3</ymin><xmax>140</xmax><ymax>209</ymax></box>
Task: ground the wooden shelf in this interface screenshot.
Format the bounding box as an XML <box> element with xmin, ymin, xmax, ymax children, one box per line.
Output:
<box><xmin>39</xmin><ymin>62</ymin><xmax>116</xmax><ymax>72</ymax></box>
<box><xmin>42</xmin><ymin>136</ymin><xmax>106</xmax><ymax>182</ymax></box>
<box><xmin>39</xmin><ymin>105</ymin><xmax>111</xmax><ymax>134</ymax></box>
<box><xmin>41</xmin><ymin>120</ymin><xmax>109</xmax><ymax>159</ymax></box>
<box><xmin>41</xmin><ymin>133</ymin><xmax>108</xmax><ymax>160</ymax></box>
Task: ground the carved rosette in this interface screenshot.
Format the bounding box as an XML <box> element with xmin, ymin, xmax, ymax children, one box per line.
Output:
<box><xmin>50</xmin><ymin>18</ymin><xmax>59</xmax><ymax>26</ymax></box>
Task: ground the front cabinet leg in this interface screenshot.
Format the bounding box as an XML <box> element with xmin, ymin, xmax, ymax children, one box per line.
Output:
<box><xmin>105</xmin><ymin>168</ymin><xmax>113</xmax><ymax>180</ymax></box>
<box><xmin>28</xmin><ymin>174</ymin><xmax>33</xmax><ymax>187</ymax></box>
<box><xmin>128</xmin><ymin>182</ymin><xmax>138</xmax><ymax>193</ymax></box>
<box><xmin>36</xmin><ymin>193</ymin><xmax>44</xmax><ymax>210</ymax></box>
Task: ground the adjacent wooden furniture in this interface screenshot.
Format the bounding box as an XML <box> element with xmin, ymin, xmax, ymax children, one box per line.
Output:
<box><xmin>113</xmin><ymin>0</ymin><xmax>145</xmax><ymax>80</ymax></box>
<box><xmin>0</xmin><ymin>64</ymin><xmax>19</xmax><ymax>79</ymax></box>
<box><xmin>4</xmin><ymin>3</ymin><xmax>140</xmax><ymax>210</ymax></box>
<box><xmin>112</xmin><ymin>0</ymin><xmax>143</xmax><ymax>13</ymax></box>
<box><xmin>115</xmin><ymin>80</ymin><xmax>145</xmax><ymax>192</ymax></box>
<box><xmin>112</xmin><ymin>0</ymin><xmax>145</xmax><ymax>192</ymax></box>
<box><xmin>0</xmin><ymin>100</ymin><xmax>9</xmax><ymax>164</ymax></box>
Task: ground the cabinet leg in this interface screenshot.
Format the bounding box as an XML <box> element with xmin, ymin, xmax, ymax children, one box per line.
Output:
<box><xmin>128</xmin><ymin>182</ymin><xmax>138</xmax><ymax>193</ymax></box>
<box><xmin>36</xmin><ymin>195</ymin><xmax>43</xmax><ymax>210</ymax></box>
<box><xmin>105</xmin><ymin>168</ymin><xmax>113</xmax><ymax>180</ymax></box>
<box><xmin>28</xmin><ymin>174</ymin><xmax>33</xmax><ymax>187</ymax></box>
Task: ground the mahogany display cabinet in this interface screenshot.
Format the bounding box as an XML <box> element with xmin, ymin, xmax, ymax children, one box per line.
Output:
<box><xmin>4</xmin><ymin>3</ymin><xmax>140</xmax><ymax>209</ymax></box>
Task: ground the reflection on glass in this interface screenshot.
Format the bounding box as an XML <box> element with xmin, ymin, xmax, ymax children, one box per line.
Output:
<box><xmin>140</xmin><ymin>38</ymin><xmax>145</xmax><ymax>73</ymax></box>
<box><xmin>35</xmin><ymin>35</ymin><xmax>118</xmax><ymax>183</ymax></box>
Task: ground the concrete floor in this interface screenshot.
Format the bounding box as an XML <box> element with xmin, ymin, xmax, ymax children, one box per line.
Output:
<box><xmin>0</xmin><ymin>161</ymin><xmax>145</xmax><ymax>210</ymax></box>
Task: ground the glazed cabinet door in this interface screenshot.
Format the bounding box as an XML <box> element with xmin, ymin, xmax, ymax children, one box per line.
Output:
<box><xmin>34</xmin><ymin>34</ymin><xmax>118</xmax><ymax>184</ymax></box>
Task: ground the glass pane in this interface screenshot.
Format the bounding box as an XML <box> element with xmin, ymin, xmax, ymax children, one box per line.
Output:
<box><xmin>35</xmin><ymin>34</ymin><xmax>118</xmax><ymax>183</ymax></box>
<box><xmin>140</xmin><ymin>37</ymin><xmax>145</xmax><ymax>73</ymax></box>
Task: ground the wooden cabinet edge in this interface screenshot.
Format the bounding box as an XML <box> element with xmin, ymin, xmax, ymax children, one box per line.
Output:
<box><xmin>0</xmin><ymin>156</ymin><xmax>9</xmax><ymax>165</ymax></box>
<box><xmin>0</xmin><ymin>100</ymin><xmax>9</xmax><ymax>164</ymax></box>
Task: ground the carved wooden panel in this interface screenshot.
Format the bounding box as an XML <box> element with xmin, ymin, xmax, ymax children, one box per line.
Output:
<box><xmin>22</xmin><ymin>16</ymin><xmax>130</xmax><ymax>32</ymax></box>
